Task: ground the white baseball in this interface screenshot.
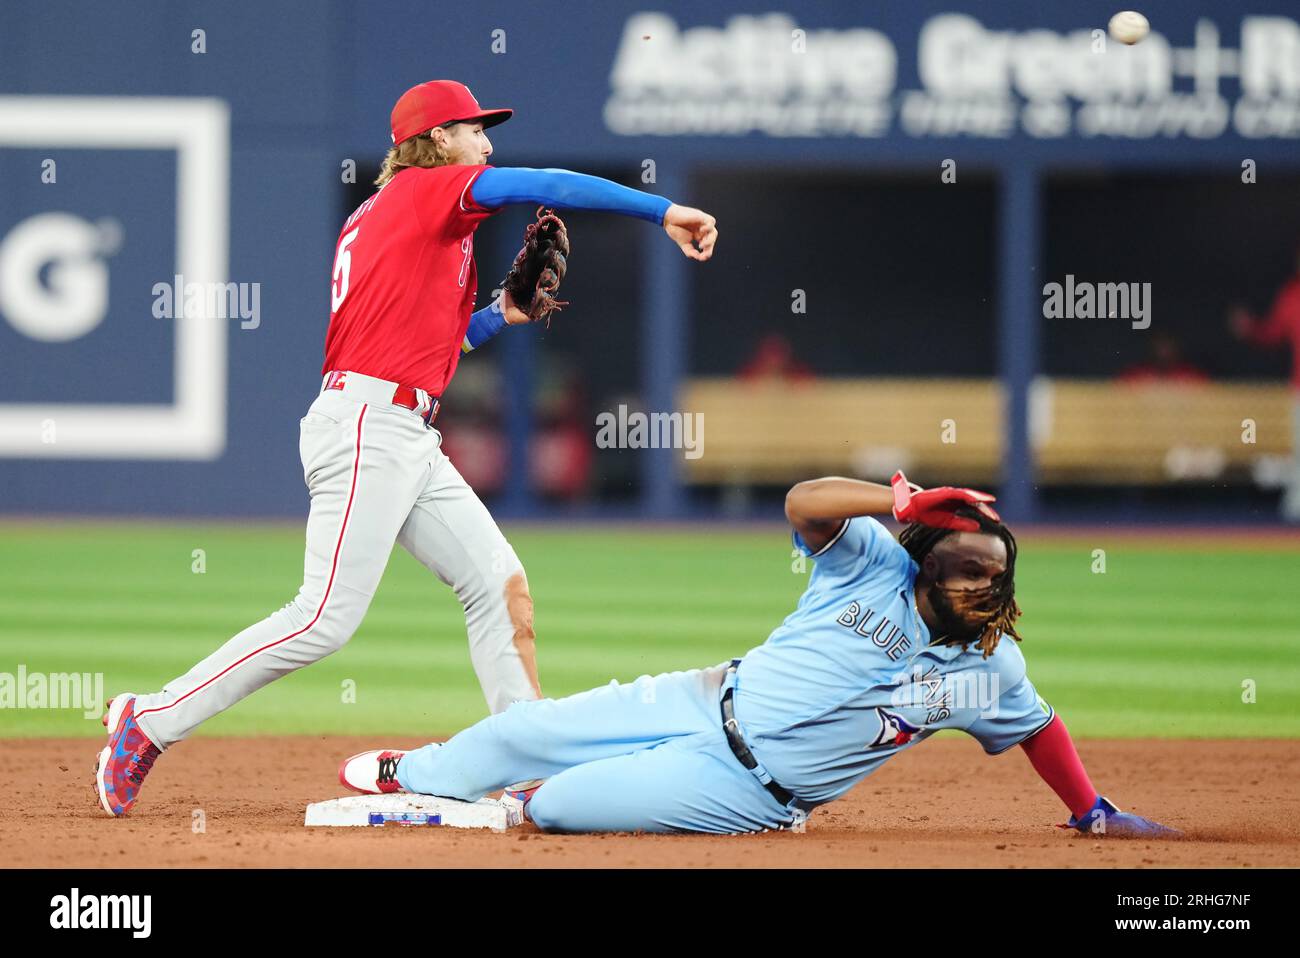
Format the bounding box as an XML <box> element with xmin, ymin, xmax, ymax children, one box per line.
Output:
<box><xmin>1108</xmin><ymin>10</ymin><xmax>1150</xmax><ymax>45</ymax></box>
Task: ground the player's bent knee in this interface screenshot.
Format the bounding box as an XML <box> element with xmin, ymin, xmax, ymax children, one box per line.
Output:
<box><xmin>522</xmin><ymin>785</ymin><xmax>570</xmax><ymax>833</ymax></box>
<box><xmin>304</xmin><ymin>598</ymin><xmax>370</xmax><ymax>652</ymax></box>
<box><xmin>525</xmin><ymin>797</ymin><xmax>655</xmax><ymax>835</ymax></box>
<box><xmin>522</xmin><ymin>778</ymin><xmax>641</xmax><ymax>834</ymax></box>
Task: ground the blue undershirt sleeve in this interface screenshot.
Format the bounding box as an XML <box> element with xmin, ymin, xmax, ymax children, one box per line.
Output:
<box><xmin>470</xmin><ymin>167</ymin><xmax>672</xmax><ymax>225</ymax></box>
<box><xmin>462</xmin><ymin>298</ymin><xmax>508</xmax><ymax>353</ymax></box>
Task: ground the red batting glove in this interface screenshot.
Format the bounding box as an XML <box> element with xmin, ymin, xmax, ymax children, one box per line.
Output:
<box><xmin>890</xmin><ymin>470</ymin><xmax>1000</xmax><ymax>531</ymax></box>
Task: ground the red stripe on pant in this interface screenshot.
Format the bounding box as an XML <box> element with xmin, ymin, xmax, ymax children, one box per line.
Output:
<box><xmin>137</xmin><ymin>404</ymin><xmax>370</xmax><ymax>722</ymax></box>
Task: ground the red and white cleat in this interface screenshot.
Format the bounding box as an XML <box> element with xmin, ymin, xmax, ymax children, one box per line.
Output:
<box><xmin>338</xmin><ymin>749</ymin><xmax>408</xmax><ymax>795</ymax></box>
<box><xmin>94</xmin><ymin>694</ymin><xmax>162</xmax><ymax>817</ymax></box>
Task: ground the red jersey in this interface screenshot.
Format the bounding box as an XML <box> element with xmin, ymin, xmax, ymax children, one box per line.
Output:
<box><xmin>1244</xmin><ymin>277</ymin><xmax>1300</xmax><ymax>390</ymax></box>
<box><xmin>323</xmin><ymin>164</ymin><xmax>499</xmax><ymax>394</ymax></box>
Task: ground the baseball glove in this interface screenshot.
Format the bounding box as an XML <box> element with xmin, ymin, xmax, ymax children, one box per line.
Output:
<box><xmin>502</xmin><ymin>206</ymin><xmax>570</xmax><ymax>325</ymax></box>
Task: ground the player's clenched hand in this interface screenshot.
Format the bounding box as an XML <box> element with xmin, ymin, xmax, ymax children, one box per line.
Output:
<box><xmin>890</xmin><ymin>470</ymin><xmax>1000</xmax><ymax>532</ymax></box>
<box><xmin>663</xmin><ymin>203</ymin><xmax>718</xmax><ymax>261</ymax></box>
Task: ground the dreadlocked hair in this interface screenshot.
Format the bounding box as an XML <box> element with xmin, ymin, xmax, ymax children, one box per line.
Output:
<box><xmin>898</xmin><ymin>508</ymin><xmax>1022</xmax><ymax>659</ymax></box>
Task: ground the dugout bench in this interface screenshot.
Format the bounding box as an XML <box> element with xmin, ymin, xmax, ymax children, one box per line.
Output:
<box><xmin>678</xmin><ymin>378</ymin><xmax>1293</xmax><ymax>487</ymax></box>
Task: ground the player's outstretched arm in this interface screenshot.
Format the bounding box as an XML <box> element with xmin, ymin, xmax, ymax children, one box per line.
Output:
<box><xmin>470</xmin><ymin>167</ymin><xmax>717</xmax><ymax>261</ymax></box>
<box><xmin>784</xmin><ymin>472</ymin><xmax>1001</xmax><ymax>552</ymax></box>
<box><xmin>1020</xmin><ymin>714</ymin><xmax>1181</xmax><ymax>838</ymax></box>
<box><xmin>784</xmin><ymin>477</ymin><xmax>895</xmax><ymax>554</ymax></box>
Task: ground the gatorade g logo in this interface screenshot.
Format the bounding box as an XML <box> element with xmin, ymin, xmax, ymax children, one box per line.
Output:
<box><xmin>0</xmin><ymin>95</ymin><xmax>229</xmax><ymax>460</ymax></box>
<box><xmin>0</xmin><ymin>212</ymin><xmax>122</xmax><ymax>342</ymax></box>
<box><xmin>868</xmin><ymin>707</ymin><xmax>921</xmax><ymax>748</ymax></box>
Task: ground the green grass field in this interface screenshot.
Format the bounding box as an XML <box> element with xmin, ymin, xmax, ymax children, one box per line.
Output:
<box><xmin>1</xmin><ymin>522</ymin><xmax>1297</xmax><ymax>739</ymax></box>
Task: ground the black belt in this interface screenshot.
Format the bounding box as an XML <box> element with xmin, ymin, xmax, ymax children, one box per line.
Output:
<box><xmin>720</xmin><ymin>685</ymin><xmax>795</xmax><ymax>808</ymax></box>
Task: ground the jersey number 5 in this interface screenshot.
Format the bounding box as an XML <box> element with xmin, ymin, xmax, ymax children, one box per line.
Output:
<box><xmin>331</xmin><ymin>227</ymin><xmax>361</xmax><ymax>313</ymax></box>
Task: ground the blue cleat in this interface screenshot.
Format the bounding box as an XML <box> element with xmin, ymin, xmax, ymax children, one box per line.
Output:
<box><xmin>1065</xmin><ymin>795</ymin><xmax>1182</xmax><ymax>838</ymax></box>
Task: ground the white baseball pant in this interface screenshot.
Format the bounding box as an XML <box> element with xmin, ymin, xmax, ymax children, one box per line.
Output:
<box><xmin>133</xmin><ymin>372</ymin><xmax>541</xmax><ymax>749</ymax></box>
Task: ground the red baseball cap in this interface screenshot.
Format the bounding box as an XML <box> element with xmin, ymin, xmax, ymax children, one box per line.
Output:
<box><xmin>390</xmin><ymin>80</ymin><xmax>512</xmax><ymax>145</ymax></box>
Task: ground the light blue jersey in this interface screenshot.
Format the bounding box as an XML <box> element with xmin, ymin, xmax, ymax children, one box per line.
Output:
<box><xmin>735</xmin><ymin>516</ymin><xmax>1054</xmax><ymax>805</ymax></box>
<box><xmin>396</xmin><ymin>516</ymin><xmax>1054</xmax><ymax>833</ymax></box>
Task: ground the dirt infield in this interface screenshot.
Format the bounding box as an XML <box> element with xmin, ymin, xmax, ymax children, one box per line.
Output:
<box><xmin>4</xmin><ymin>736</ymin><xmax>1297</xmax><ymax>868</ymax></box>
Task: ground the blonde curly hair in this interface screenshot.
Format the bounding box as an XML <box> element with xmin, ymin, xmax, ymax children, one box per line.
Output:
<box><xmin>374</xmin><ymin>124</ymin><xmax>458</xmax><ymax>187</ymax></box>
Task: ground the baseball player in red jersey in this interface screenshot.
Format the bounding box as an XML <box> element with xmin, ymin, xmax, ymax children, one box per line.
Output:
<box><xmin>94</xmin><ymin>79</ymin><xmax>719</xmax><ymax>816</ymax></box>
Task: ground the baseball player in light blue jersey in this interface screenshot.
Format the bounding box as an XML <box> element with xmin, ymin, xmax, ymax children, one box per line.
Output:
<box><xmin>338</xmin><ymin>473</ymin><xmax>1179</xmax><ymax>838</ymax></box>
